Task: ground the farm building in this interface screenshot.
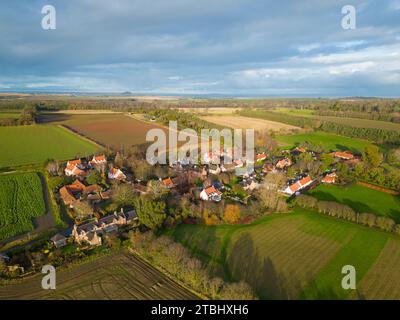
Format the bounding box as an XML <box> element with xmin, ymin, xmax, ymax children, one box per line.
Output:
<box><xmin>283</xmin><ymin>176</ymin><xmax>313</xmax><ymax>195</ymax></box>
<box><xmin>322</xmin><ymin>172</ymin><xmax>337</xmax><ymax>184</ymax></box>
<box><xmin>332</xmin><ymin>151</ymin><xmax>354</xmax><ymax>160</ymax></box>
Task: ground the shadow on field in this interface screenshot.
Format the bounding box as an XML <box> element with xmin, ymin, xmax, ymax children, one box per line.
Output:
<box><xmin>37</xmin><ymin>113</ymin><xmax>72</xmax><ymax>123</ymax></box>
<box><xmin>226</xmin><ymin>233</ymin><xmax>293</xmax><ymax>299</ymax></box>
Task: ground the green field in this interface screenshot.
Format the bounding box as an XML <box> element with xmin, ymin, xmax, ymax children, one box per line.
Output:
<box><xmin>0</xmin><ymin>113</ymin><xmax>19</xmax><ymax>119</ymax></box>
<box><xmin>272</xmin><ymin>109</ymin><xmax>400</xmax><ymax>132</ymax></box>
<box><xmin>0</xmin><ymin>125</ymin><xmax>99</xmax><ymax>168</ymax></box>
<box><xmin>276</xmin><ymin>131</ymin><xmax>374</xmax><ymax>153</ymax></box>
<box><xmin>0</xmin><ymin>172</ymin><xmax>46</xmax><ymax>240</ymax></box>
<box><xmin>169</xmin><ymin>209</ymin><xmax>400</xmax><ymax>299</ymax></box>
<box><xmin>308</xmin><ymin>184</ymin><xmax>400</xmax><ymax>222</ymax></box>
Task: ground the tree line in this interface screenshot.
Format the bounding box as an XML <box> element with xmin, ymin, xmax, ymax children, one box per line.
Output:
<box><xmin>129</xmin><ymin>231</ymin><xmax>256</xmax><ymax>299</ymax></box>
<box><xmin>295</xmin><ymin>194</ymin><xmax>400</xmax><ymax>234</ymax></box>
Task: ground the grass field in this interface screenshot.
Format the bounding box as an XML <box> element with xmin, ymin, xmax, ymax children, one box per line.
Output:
<box><xmin>0</xmin><ymin>113</ymin><xmax>19</xmax><ymax>118</ymax></box>
<box><xmin>0</xmin><ymin>125</ymin><xmax>99</xmax><ymax>168</ymax></box>
<box><xmin>308</xmin><ymin>184</ymin><xmax>400</xmax><ymax>222</ymax></box>
<box><xmin>276</xmin><ymin>131</ymin><xmax>374</xmax><ymax>153</ymax></box>
<box><xmin>40</xmin><ymin>113</ymin><xmax>167</xmax><ymax>150</ymax></box>
<box><xmin>201</xmin><ymin>115</ymin><xmax>301</xmax><ymax>133</ymax></box>
<box><xmin>0</xmin><ymin>172</ymin><xmax>46</xmax><ymax>240</ymax></box>
<box><xmin>0</xmin><ymin>251</ymin><xmax>198</xmax><ymax>300</ymax></box>
<box><xmin>169</xmin><ymin>208</ymin><xmax>400</xmax><ymax>299</ymax></box>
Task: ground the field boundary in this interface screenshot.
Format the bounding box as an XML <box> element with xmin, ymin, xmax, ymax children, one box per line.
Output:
<box><xmin>57</xmin><ymin>124</ymin><xmax>105</xmax><ymax>149</ymax></box>
<box><xmin>357</xmin><ymin>181</ymin><xmax>400</xmax><ymax>196</ymax></box>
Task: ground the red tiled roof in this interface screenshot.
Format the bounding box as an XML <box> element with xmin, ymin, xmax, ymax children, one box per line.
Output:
<box><xmin>256</xmin><ymin>153</ymin><xmax>267</xmax><ymax>160</ymax></box>
<box><xmin>67</xmin><ymin>180</ymin><xmax>86</xmax><ymax>193</ymax></box>
<box><xmin>332</xmin><ymin>151</ymin><xmax>354</xmax><ymax>159</ymax></box>
<box><xmin>289</xmin><ymin>176</ymin><xmax>312</xmax><ymax>193</ymax></box>
<box><xmin>59</xmin><ymin>186</ymin><xmax>76</xmax><ymax>205</ymax></box>
<box><xmin>204</xmin><ymin>186</ymin><xmax>222</xmax><ymax>196</ymax></box>
<box><xmin>93</xmin><ymin>155</ymin><xmax>106</xmax><ymax>162</ymax></box>
<box><xmin>162</xmin><ymin>178</ymin><xmax>174</xmax><ymax>187</ymax></box>
<box><xmin>322</xmin><ymin>176</ymin><xmax>336</xmax><ymax>183</ymax></box>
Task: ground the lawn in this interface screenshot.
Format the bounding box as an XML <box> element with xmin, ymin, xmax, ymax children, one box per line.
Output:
<box><xmin>39</xmin><ymin>113</ymin><xmax>167</xmax><ymax>150</ymax></box>
<box><xmin>308</xmin><ymin>184</ymin><xmax>400</xmax><ymax>222</ymax></box>
<box><xmin>276</xmin><ymin>131</ymin><xmax>374</xmax><ymax>153</ymax></box>
<box><xmin>169</xmin><ymin>208</ymin><xmax>400</xmax><ymax>299</ymax></box>
<box><xmin>0</xmin><ymin>125</ymin><xmax>99</xmax><ymax>168</ymax></box>
<box><xmin>0</xmin><ymin>172</ymin><xmax>46</xmax><ymax>240</ymax></box>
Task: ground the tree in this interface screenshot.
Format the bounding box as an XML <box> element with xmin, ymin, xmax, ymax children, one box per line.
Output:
<box><xmin>86</xmin><ymin>171</ymin><xmax>102</xmax><ymax>185</ymax></box>
<box><xmin>223</xmin><ymin>204</ymin><xmax>241</xmax><ymax>224</ymax></box>
<box><xmin>46</xmin><ymin>160</ymin><xmax>59</xmax><ymax>176</ymax></box>
<box><xmin>219</xmin><ymin>281</ymin><xmax>256</xmax><ymax>300</ymax></box>
<box><xmin>376</xmin><ymin>216</ymin><xmax>396</xmax><ymax>232</ymax></box>
<box><xmin>112</xmin><ymin>183</ymin><xmax>136</xmax><ymax>207</ymax></box>
<box><xmin>134</xmin><ymin>196</ymin><xmax>166</xmax><ymax>229</ymax></box>
<box><xmin>73</xmin><ymin>200</ymin><xmax>93</xmax><ymax>220</ymax></box>
<box><xmin>363</xmin><ymin>145</ymin><xmax>382</xmax><ymax>167</ymax></box>
<box><xmin>114</xmin><ymin>152</ymin><xmax>125</xmax><ymax>168</ymax></box>
<box><xmin>320</xmin><ymin>153</ymin><xmax>335</xmax><ymax>169</ymax></box>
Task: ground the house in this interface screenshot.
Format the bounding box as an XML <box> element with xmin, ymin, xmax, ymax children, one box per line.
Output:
<box><xmin>65</xmin><ymin>159</ymin><xmax>86</xmax><ymax>177</ymax></box>
<box><xmin>50</xmin><ymin>233</ymin><xmax>68</xmax><ymax>248</ymax></box>
<box><xmin>321</xmin><ymin>172</ymin><xmax>337</xmax><ymax>184</ymax></box>
<box><xmin>71</xmin><ymin>209</ymin><xmax>137</xmax><ymax>246</ymax></box>
<box><xmin>59</xmin><ymin>180</ymin><xmax>102</xmax><ymax>207</ymax></box>
<box><xmin>291</xmin><ymin>147</ymin><xmax>306</xmax><ymax>155</ymax></box>
<box><xmin>276</xmin><ymin>158</ymin><xmax>292</xmax><ymax>169</ymax></box>
<box><xmin>234</xmin><ymin>159</ymin><xmax>244</xmax><ymax>168</ymax></box>
<box><xmin>256</xmin><ymin>153</ymin><xmax>267</xmax><ymax>162</ymax></box>
<box><xmin>108</xmin><ymin>167</ymin><xmax>126</xmax><ymax>180</ymax></box>
<box><xmin>200</xmin><ymin>186</ymin><xmax>222</xmax><ymax>202</ymax></box>
<box><xmin>332</xmin><ymin>151</ymin><xmax>354</xmax><ymax>160</ymax></box>
<box><xmin>283</xmin><ymin>176</ymin><xmax>313</xmax><ymax>195</ymax></box>
<box><xmin>235</xmin><ymin>165</ymin><xmax>254</xmax><ymax>178</ymax></box>
<box><xmin>90</xmin><ymin>155</ymin><xmax>107</xmax><ymax>167</ymax></box>
<box><xmin>203</xmin><ymin>151</ymin><xmax>220</xmax><ymax>164</ymax></box>
<box><xmin>221</xmin><ymin>162</ymin><xmax>236</xmax><ymax>172</ymax></box>
<box><xmin>243</xmin><ymin>179</ymin><xmax>260</xmax><ymax>191</ymax></box>
<box><xmin>263</xmin><ymin>163</ymin><xmax>275</xmax><ymax>174</ymax></box>
<box><xmin>209</xmin><ymin>164</ymin><xmax>221</xmax><ymax>175</ymax></box>
<box><xmin>59</xmin><ymin>186</ymin><xmax>78</xmax><ymax>206</ymax></box>
<box><xmin>162</xmin><ymin>177</ymin><xmax>175</xmax><ymax>188</ymax></box>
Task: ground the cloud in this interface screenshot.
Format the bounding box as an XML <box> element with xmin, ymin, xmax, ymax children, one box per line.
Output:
<box><xmin>0</xmin><ymin>0</ymin><xmax>399</xmax><ymax>96</ymax></box>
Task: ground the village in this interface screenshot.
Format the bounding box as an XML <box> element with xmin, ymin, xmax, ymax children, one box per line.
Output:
<box><xmin>44</xmin><ymin>144</ymin><xmax>358</xmax><ymax>249</ymax></box>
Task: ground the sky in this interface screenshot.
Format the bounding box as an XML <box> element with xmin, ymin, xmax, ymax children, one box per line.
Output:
<box><xmin>0</xmin><ymin>0</ymin><xmax>399</xmax><ymax>97</ymax></box>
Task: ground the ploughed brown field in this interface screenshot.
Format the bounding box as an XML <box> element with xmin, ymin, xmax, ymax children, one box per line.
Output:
<box><xmin>39</xmin><ymin>113</ymin><xmax>167</xmax><ymax>150</ymax></box>
<box><xmin>0</xmin><ymin>251</ymin><xmax>198</xmax><ymax>300</ymax></box>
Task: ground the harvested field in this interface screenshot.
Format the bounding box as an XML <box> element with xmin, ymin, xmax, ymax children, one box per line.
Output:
<box><xmin>200</xmin><ymin>115</ymin><xmax>301</xmax><ymax>132</ymax></box>
<box><xmin>0</xmin><ymin>251</ymin><xmax>198</xmax><ymax>300</ymax></box>
<box><xmin>180</xmin><ymin>107</ymin><xmax>242</xmax><ymax>115</ymax></box>
<box><xmin>39</xmin><ymin>113</ymin><xmax>167</xmax><ymax>150</ymax></box>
